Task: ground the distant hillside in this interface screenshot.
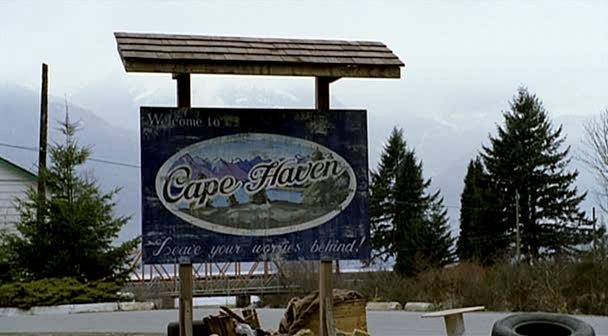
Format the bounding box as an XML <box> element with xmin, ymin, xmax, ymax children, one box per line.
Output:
<box><xmin>0</xmin><ymin>84</ymin><xmax>140</xmax><ymax>241</ymax></box>
<box><xmin>0</xmin><ymin>83</ymin><xmax>598</xmax><ymax>242</ymax></box>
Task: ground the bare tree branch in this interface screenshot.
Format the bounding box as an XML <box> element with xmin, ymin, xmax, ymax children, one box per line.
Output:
<box><xmin>581</xmin><ymin>108</ymin><xmax>608</xmax><ymax>214</ymax></box>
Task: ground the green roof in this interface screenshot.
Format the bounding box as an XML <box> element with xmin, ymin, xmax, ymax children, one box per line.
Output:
<box><xmin>0</xmin><ymin>156</ymin><xmax>37</xmax><ymax>181</ymax></box>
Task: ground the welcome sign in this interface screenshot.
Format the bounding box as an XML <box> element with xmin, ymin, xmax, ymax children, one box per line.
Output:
<box><xmin>141</xmin><ymin>108</ymin><xmax>369</xmax><ymax>264</ymax></box>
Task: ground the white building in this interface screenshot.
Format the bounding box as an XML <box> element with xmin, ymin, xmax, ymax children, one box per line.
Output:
<box><xmin>0</xmin><ymin>156</ymin><xmax>37</xmax><ymax>234</ymax></box>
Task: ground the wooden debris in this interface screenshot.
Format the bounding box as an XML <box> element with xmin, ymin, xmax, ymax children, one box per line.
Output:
<box><xmin>333</xmin><ymin>328</ymin><xmax>371</xmax><ymax>336</ymax></box>
<box><xmin>242</xmin><ymin>308</ymin><xmax>261</xmax><ymax>329</ymax></box>
<box><xmin>280</xmin><ymin>289</ymin><xmax>367</xmax><ymax>335</ymax></box>
<box><xmin>325</xmin><ymin>297</ymin><xmax>337</xmax><ymax>336</ymax></box>
<box><xmin>336</xmin><ymin>328</ymin><xmax>371</xmax><ymax>336</ymax></box>
<box><xmin>204</xmin><ymin>314</ymin><xmax>237</xmax><ymax>336</ymax></box>
<box><xmin>220</xmin><ymin>305</ymin><xmax>247</xmax><ymax>324</ymax></box>
<box><xmin>293</xmin><ymin>330</ymin><xmax>314</xmax><ymax>336</ymax></box>
<box><xmin>186</xmin><ymin>300</ymin><xmax>372</xmax><ymax>336</ymax></box>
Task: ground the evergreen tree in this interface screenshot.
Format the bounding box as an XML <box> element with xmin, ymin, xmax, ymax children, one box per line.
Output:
<box><xmin>4</xmin><ymin>116</ymin><xmax>137</xmax><ymax>282</ymax></box>
<box><xmin>423</xmin><ymin>195</ymin><xmax>456</xmax><ymax>267</ymax></box>
<box><xmin>0</xmin><ymin>233</ymin><xmax>12</xmax><ymax>283</ymax></box>
<box><xmin>370</xmin><ymin>128</ymin><xmax>408</xmax><ymax>262</ymax></box>
<box><xmin>370</xmin><ymin>127</ymin><xmax>455</xmax><ymax>276</ymax></box>
<box><xmin>457</xmin><ymin>157</ymin><xmax>508</xmax><ymax>265</ymax></box>
<box><xmin>481</xmin><ymin>87</ymin><xmax>593</xmax><ymax>260</ymax></box>
<box><xmin>458</xmin><ymin>159</ymin><xmax>480</xmax><ymax>261</ymax></box>
<box><xmin>391</xmin><ymin>146</ymin><xmax>432</xmax><ymax>276</ymax></box>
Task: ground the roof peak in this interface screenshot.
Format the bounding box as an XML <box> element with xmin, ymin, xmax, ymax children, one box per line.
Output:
<box><xmin>0</xmin><ymin>155</ymin><xmax>37</xmax><ymax>181</ymax></box>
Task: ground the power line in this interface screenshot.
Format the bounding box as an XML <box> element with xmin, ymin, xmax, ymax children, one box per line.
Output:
<box><xmin>0</xmin><ymin>141</ymin><xmax>140</xmax><ymax>169</ymax></box>
<box><xmin>88</xmin><ymin>158</ymin><xmax>140</xmax><ymax>168</ymax></box>
<box><xmin>0</xmin><ymin>142</ymin><xmax>36</xmax><ymax>151</ymax></box>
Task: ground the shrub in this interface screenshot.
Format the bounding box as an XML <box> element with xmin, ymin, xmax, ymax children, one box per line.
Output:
<box><xmin>267</xmin><ymin>259</ymin><xmax>608</xmax><ymax>316</ymax></box>
<box><xmin>0</xmin><ymin>277</ymin><xmax>122</xmax><ymax>309</ymax></box>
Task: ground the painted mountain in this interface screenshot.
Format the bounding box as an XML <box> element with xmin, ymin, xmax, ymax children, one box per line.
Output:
<box><xmin>173</xmin><ymin>154</ymin><xmax>268</xmax><ymax>181</ymax></box>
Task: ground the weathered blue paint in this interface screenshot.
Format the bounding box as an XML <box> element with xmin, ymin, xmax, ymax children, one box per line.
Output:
<box><xmin>140</xmin><ymin>108</ymin><xmax>369</xmax><ymax>264</ymax></box>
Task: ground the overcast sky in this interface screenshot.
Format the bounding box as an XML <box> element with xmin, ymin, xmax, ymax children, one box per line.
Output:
<box><xmin>1</xmin><ymin>1</ymin><xmax>607</xmax><ymax>124</ymax></box>
<box><xmin>2</xmin><ymin>0</ymin><xmax>608</xmax><ymax>236</ymax></box>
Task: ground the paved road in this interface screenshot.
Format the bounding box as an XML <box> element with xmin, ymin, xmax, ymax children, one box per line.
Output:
<box><xmin>1</xmin><ymin>309</ymin><xmax>607</xmax><ymax>336</ymax></box>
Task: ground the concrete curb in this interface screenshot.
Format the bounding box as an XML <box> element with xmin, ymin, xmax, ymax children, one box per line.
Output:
<box><xmin>366</xmin><ymin>301</ymin><xmax>402</xmax><ymax>311</ymax></box>
<box><xmin>403</xmin><ymin>302</ymin><xmax>433</xmax><ymax>312</ymax></box>
<box><xmin>365</xmin><ymin>301</ymin><xmax>436</xmax><ymax>312</ymax></box>
<box><xmin>118</xmin><ymin>302</ymin><xmax>155</xmax><ymax>311</ymax></box>
<box><xmin>0</xmin><ymin>302</ymin><xmax>156</xmax><ymax>317</ymax></box>
<box><xmin>0</xmin><ymin>308</ymin><xmax>27</xmax><ymax>317</ymax></box>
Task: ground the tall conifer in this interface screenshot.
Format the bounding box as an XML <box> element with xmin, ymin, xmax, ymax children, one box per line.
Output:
<box><xmin>371</xmin><ymin>127</ymin><xmax>455</xmax><ymax>275</ymax></box>
<box><xmin>458</xmin><ymin>157</ymin><xmax>507</xmax><ymax>264</ymax></box>
<box><xmin>424</xmin><ymin>195</ymin><xmax>456</xmax><ymax>267</ymax></box>
<box><xmin>481</xmin><ymin>87</ymin><xmax>593</xmax><ymax>259</ymax></box>
<box><xmin>5</xmin><ymin>117</ymin><xmax>137</xmax><ymax>281</ymax></box>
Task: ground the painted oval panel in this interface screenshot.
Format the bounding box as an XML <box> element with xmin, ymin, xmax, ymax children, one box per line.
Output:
<box><xmin>155</xmin><ymin>133</ymin><xmax>357</xmax><ymax>236</ymax></box>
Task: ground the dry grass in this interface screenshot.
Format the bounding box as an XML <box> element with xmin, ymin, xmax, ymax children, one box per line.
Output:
<box><xmin>263</xmin><ymin>258</ymin><xmax>608</xmax><ymax>315</ymax></box>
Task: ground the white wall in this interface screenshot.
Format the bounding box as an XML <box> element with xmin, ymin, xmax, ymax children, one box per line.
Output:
<box><xmin>0</xmin><ymin>166</ymin><xmax>35</xmax><ymax>234</ymax></box>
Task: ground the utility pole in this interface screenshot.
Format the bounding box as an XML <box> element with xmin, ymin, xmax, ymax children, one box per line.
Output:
<box><xmin>592</xmin><ymin>207</ymin><xmax>597</xmax><ymax>255</ymax></box>
<box><xmin>37</xmin><ymin>63</ymin><xmax>48</xmax><ymax>223</ymax></box>
<box><xmin>515</xmin><ymin>190</ymin><xmax>521</xmax><ymax>262</ymax></box>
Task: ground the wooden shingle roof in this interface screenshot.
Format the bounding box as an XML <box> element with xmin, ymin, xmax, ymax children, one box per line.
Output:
<box><xmin>114</xmin><ymin>32</ymin><xmax>404</xmax><ymax>78</ymax></box>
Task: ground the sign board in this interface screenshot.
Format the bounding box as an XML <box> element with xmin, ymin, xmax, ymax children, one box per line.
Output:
<box><xmin>140</xmin><ymin>108</ymin><xmax>369</xmax><ymax>263</ymax></box>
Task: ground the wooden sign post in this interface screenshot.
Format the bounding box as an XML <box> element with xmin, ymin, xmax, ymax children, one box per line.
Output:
<box><xmin>175</xmin><ymin>73</ymin><xmax>193</xmax><ymax>336</ymax></box>
<box><xmin>315</xmin><ymin>76</ymin><xmax>337</xmax><ymax>336</ymax></box>
<box><xmin>115</xmin><ymin>32</ymin><xmax>402</xmax><ymax>336</ymax></box>
<box><xmin>319</xmin><ymin>260</ymin><xmax>334</xmax><ymax>336</ymax></box>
